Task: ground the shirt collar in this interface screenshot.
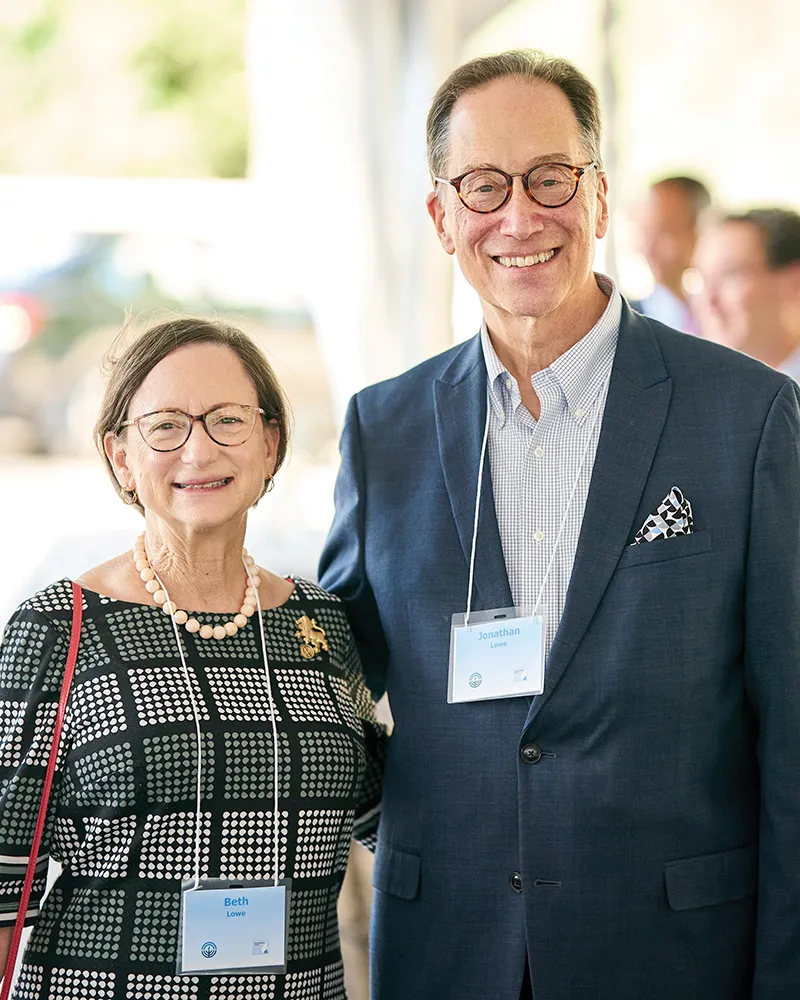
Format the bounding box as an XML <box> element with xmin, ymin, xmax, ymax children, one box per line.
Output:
<box><xmin>480</xmin><ymin>273</ymin><xmax>622</xmax><ymax>423</ymax></box>
<box><xmin>481</xmin><ymin>324</ymin><xmax>513</xmax><ymax>422</ymax></box>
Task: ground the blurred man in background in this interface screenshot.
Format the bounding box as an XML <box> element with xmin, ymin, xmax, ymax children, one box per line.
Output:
<box><xmin>693</xmin><ymin>208</ymin><xmax>800</xmax><ymax>377</ymax></box>
<box><xmin>632</xmin><ymin>175</ymin><xmax>711</xmax><ymax>334</ymax></box>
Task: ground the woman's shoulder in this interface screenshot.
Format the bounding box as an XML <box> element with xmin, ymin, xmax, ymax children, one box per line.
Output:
<box><xmin>286</xmin><ymin>576</ymin><xmax>350</xmax><ymax>633</ymax></box>
<box><xmin>73</xmin><ymin>552</ymin><xmax>136</xmax><ymax>603</ymax></box>
<box><xmin>287</xmin><ymin>578</ymin><xmax>356</xmax><ymax>654</ymax></box>
<box><xmin>10</xmin><ymin>579</ymin><xmax>77</xmax><ymax>622</ymax></box>
<box><xmin>0</xmin><ymin>580</ymin><xmax>77</xmax><ymax>690</ymax></box>
<box><xmin>289</xmin><ymin>577</ymin><xmax>347</xmax><ymax>616</ymax></box>
<box><xmin>3</xmin><ymin>579</ymin><xmax>78</xmax><ymax>651</ymax></box>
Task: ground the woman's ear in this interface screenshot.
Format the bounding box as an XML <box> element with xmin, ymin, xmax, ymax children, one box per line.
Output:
<box><xmin>104</xmin><ymin>430</ymin><xmax>133</xmax><ymax>490</ymax></box>
<box><xmin>263</xmin><ymin>419</ymin><xmax>281</xmax><ymax>475</ymax></box>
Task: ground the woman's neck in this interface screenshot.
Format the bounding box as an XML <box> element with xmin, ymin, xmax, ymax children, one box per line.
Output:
<box><xmin>142</xmin><ymin>519</ymin><xmax>249</xmax><ymax>613</ymax></box>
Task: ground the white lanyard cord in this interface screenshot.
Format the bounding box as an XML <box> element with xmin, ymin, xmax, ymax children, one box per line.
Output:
<box><xmin>465</xmin><ymin>392</ymin><xmax>492</xmax><ymax>626</ymax></box>
<box><xmin>467</xmin><ymin>382</ymin><xmax>607</xmax><ymax>622</ymax></box>
<box><xmin>245</xmin><ymin>560</ymin><xmax>281</xmax><ymax>888</ymax></box>
<box><xmin>531</xmin><ymin>394</ymin><xmax>605</xmax><ymax>617</ymax></box>
<box><xmin>149</xmin><ymin>550</ymin><xmax>282</xmax><ymax>890</ymax></box>
<box><xmin>146</xmin><ymin>553</ymin><xmax>205</xmax><ymax>891</ymax></box>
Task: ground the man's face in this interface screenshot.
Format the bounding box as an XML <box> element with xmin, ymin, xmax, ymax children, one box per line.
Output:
<box><xmin>693</xmin><ymin>222</ymin><xmax>782</xmax><ymax>349</ymax></box>
<box><xmin>427</xmin><ymin>76</ymin><xmax>609</xmax><ymax>327</ymax></box>
<box><xmin>637</xmin><ymin>184</ymin><xmax>697</xmax><ymax>290</ymax></box>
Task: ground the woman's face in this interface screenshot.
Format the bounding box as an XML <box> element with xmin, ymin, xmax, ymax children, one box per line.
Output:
<box><xmin>106</xmin><ymin>343</ymin><xmax>279</xmax><ymax>537</ymax></box>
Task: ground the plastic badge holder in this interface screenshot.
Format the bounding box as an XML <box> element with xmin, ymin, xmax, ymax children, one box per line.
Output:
<box><xmin>448</xmin><ymin>605</ymin><xmax>545</xmax><ymax>703</ymax></box>
<box><xmin>177</xmin><ymin>878</ymin><xmax>291</xmax><ymax>975</ymax></box>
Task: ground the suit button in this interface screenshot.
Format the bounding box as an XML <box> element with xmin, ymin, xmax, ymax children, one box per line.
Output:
<box><xmin>520</xmin><ymin>743</ymin><xmax>542</xmax><ymax>764</ymax></box>
<box><xmin>510</xmin><ymin>872</ymin><xmax>523</xmax><ymax>893</ymax></box>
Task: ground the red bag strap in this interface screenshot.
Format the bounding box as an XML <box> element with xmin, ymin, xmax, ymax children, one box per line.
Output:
<box><xmin>0</xmin><ymin>582</ymin><xmax>82</xmax><ymax>998</ymax></box>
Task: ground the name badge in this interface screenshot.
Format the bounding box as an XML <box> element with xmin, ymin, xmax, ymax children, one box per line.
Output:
<box><xmin>177</xmin><ymin>878</ymin><xmax>291</xmax><ymax>975</ymax></box>
<box><xmin>448</xmin><ymin>606</ymin><xmax>545</xmax><ymax>703</ymax></box>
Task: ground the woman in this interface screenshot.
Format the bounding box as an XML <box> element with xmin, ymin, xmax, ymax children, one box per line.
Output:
<box><xmin>0</xmin><ymin>318</ymin><xmax>385</xmax><ymax>999</ymax></box>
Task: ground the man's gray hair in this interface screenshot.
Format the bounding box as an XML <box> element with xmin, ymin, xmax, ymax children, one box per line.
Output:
<box><xmin>426</xmin><ymin>49</ymin><xmax>603</xmax><ymax>181</ymax></box>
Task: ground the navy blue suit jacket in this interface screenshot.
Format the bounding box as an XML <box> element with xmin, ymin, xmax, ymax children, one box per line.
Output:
<box><xmin>319</xmin><ymin>303</ymin><xmax>800</xmax><ymax>1000</ymax></box>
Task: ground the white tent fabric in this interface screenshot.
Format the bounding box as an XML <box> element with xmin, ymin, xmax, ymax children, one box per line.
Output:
<box><xmin>247</xmin><ymin>0</ymin><xmax>508</xmax><ymax>416</ymax></box>
<box><xmin>249</xmin><ymin>0</ymin><xmax>800</xmax><ymax>414</ymax></box>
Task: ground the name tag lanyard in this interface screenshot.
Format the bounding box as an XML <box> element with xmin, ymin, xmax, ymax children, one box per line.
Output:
<box><xmin>448</xmin><ymin>384</ymin><xmax>605</xmax><ymax>703</ymax></box>
<box><xmin>148</xmin><ymin>552</ymin><xmax>291</xmax><ymax>975</ymax></box>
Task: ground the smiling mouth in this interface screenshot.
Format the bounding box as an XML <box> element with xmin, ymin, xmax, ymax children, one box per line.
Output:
<box><xmin>494</xmin><ymin>249</ymin><xmax>557</xmax><ymax>268</ymax></box>
<box><xmin>174</xmin><ymin>477</ymin><xmax>233</xmax><ymax>491</ymax></box>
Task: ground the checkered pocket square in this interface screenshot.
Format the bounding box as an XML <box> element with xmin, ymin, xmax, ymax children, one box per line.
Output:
<box><xmin>632</xmin><ymin>486</ymin><xmax>694</xmax><ymax>544</ymax></box>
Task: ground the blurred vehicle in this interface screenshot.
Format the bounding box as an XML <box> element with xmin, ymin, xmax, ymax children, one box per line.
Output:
<box><xmin>0</xmin><ymin>231</ymin><xmax>312</xmax><ymax>454</ymax></box>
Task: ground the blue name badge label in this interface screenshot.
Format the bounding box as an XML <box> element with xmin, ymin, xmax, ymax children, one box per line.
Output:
<box><xmin>448</xmin><ymin>606</ymin><xmax>545</xmax><ymax>703</ymax></box>
<box><xmin>177</xmin><ymin>878</ymin><xmax>291</xmax><ymax>975</ymax></box>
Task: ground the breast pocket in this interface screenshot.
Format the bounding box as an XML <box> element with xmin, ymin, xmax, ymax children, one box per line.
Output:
<box><xmin>616</xmin><ymin>529</ymin><xmax>713</xmax><ymax>569</ymax></box>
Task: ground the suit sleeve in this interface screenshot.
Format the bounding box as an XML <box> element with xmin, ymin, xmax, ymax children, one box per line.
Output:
<box><xmin>744</xmin><ymin>378</ymin><xmax>800</xmax><ymax>997</ymax></box>
<box><xmin>319</xmin><ymin>394</ymin><xmax>389</xmax><ymax>703</ymax></box>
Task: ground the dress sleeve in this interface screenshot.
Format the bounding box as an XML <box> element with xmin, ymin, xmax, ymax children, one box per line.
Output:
<box><xmin>0</xmin><ymin>606</ymin><xmax>71</xmax><ymax>927</ymax></box>
<box><xmin>338</xmin><ymin>622</ymin><xmax>387</xmax><ymax>853</ymax></box>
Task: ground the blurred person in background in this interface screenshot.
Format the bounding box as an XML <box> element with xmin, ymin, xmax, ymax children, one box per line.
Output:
<box><xmin>0</xmin><ymin>318</ymin><xmax>384</xmax><ymax>999</ymax></box>
<box><xmin>321</xmin><ymin>48</ymin><xmax>800</xmax><ymax>1000</ymax></box>
<box><xmin>693</xmin><ymin>208</ymin><xmax>800</xmax><ymax>376</ymax></box>
<box><xmin>630</xmin><ymin>175</ymin><xmax>711</xmax><ymax>334</ymax></box>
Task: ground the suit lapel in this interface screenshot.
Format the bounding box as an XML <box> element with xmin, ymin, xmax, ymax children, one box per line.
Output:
<box><xmin>433</xmin><ymin>337</ymin><xmax>513</xmax><ymax>612</ymax></box>
<box><xmin>529</xmin><ymin>308</ymin><xmax>672</xmax><ymax>719</ymax></box>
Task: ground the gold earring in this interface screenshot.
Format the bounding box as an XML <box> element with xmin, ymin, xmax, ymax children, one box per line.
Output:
<box><xmin>264</xmin><ymin>475</ymin><xmax>275</xmax><ymax>495</ymax></box>
<box><xmin>121</xmin><ymin>486</ymin><xmax>138</xmax><ymax>506</ymax></box>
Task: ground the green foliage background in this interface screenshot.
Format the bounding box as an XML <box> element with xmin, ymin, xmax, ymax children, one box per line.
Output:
<box><xmin>0</xmin><ymin>0</ymin><xmax>249</xmax><ymax>177</ymax></box>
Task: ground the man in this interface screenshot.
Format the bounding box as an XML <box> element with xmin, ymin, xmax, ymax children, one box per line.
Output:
<box><xmin>631</xmin><ymin>175</ymin><xmax>711</xmax><ymax>334</ymax></box>
<box><xmin>693</xmin><ymin>208</ymin><xmax>800</xmax><ymax>376</ymax></box>
<box><xmin>320</xmin><ymin>49</ymin><xmax>800</xmax><ymax>1000</ymax></box>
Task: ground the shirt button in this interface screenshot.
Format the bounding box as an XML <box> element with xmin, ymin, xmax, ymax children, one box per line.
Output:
<box><xmin>534</xmin><ymin>530</ymin><xmax>545</xmax><ymax>543</ymax></box>
<box><xmin>520</xmin><ymin>743</ymin><xmax>542</xmax><ymax>764</ymax></box>
<box><xmin>573</xmin><ymin>407</ymin><xmax>586</xmax><ymax>419</ymax></box>
<box><xmin>534</xmin><ymin>446</ymin><xmax>545</xmax><ymax>459</ymax></box>
<box><xmin>510</xmin><ymin>872</ymin><xmax>523</xmax><ymax>893</ymax></box>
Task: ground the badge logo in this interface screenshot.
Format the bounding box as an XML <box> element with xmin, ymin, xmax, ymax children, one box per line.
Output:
<box><xmin>295</xmin><ymin>615</ymin><xmax>329</xmax><ymax>659</ymax></box>
<box><xmin>201</xmin><ymin>941</ymin><xmax>218</xmax><ymax>959</ymax></box>
<box><xmin>468</xmin><ymin>672</ymin><xmax>482</xmax><ymax>688</ymax></box>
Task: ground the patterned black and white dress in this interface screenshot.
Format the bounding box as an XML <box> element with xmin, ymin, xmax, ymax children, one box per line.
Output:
<box><xmin>0</xmin><ymin>577</ymin><xmax>385</xmax><ymax>1000</ymax></box>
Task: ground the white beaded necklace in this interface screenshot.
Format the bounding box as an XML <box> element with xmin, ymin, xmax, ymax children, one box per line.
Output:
<box><xmin>133</xmin><ymin>533</ymin><xmax>260</xmax><ymax>640</ymax></box>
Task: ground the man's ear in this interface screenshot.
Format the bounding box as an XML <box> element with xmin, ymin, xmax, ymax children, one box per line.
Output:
<box><xmin>104</xmin><ymin>430</ymin><xmax>133</xmax><ymax>490</ymax></box>
<box><xmin>426</xmin><ymin>189</ymin><xmax>456</xmax><ymax>255</ymax></box>
<box><xmin>594</xmin><ymin>171</ymin><xmax>610</xmax><ymax>240</ymax></box>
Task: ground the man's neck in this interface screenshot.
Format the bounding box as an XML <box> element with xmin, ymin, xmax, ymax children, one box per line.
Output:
<box><xmin>483</xmin><ymin>280</ymin><xmax>609</xmax><ymax>420</ymax></box>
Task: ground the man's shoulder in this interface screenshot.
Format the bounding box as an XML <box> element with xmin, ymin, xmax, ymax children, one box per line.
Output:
<box><xmin>627</xmin><ymin>311</ymin><xmax>793</xmax><ymax>398</ymax></box>
<box><xmin>353</xmin><ymin>336</ymin><xmax>480</xmax><ymax>419</ymax></box>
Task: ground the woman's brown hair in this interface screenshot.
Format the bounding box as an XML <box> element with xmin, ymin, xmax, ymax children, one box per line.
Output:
<box><xmin>94</xmin><ymin>317</ymin><xmax>291</xmax><ymax>513</ymax></box>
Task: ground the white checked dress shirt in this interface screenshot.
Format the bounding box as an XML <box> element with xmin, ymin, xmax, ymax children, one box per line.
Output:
<box><xmin>481</xmin><ymin>274</ymin><xmax>622</xmax><ymax>658</ymax></box>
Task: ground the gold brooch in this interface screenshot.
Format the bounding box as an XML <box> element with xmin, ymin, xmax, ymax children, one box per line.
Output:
<box><xmin>295</xmin><ymin>615</ymin><xmax>329</xmax><ymax>659</ymax></box>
